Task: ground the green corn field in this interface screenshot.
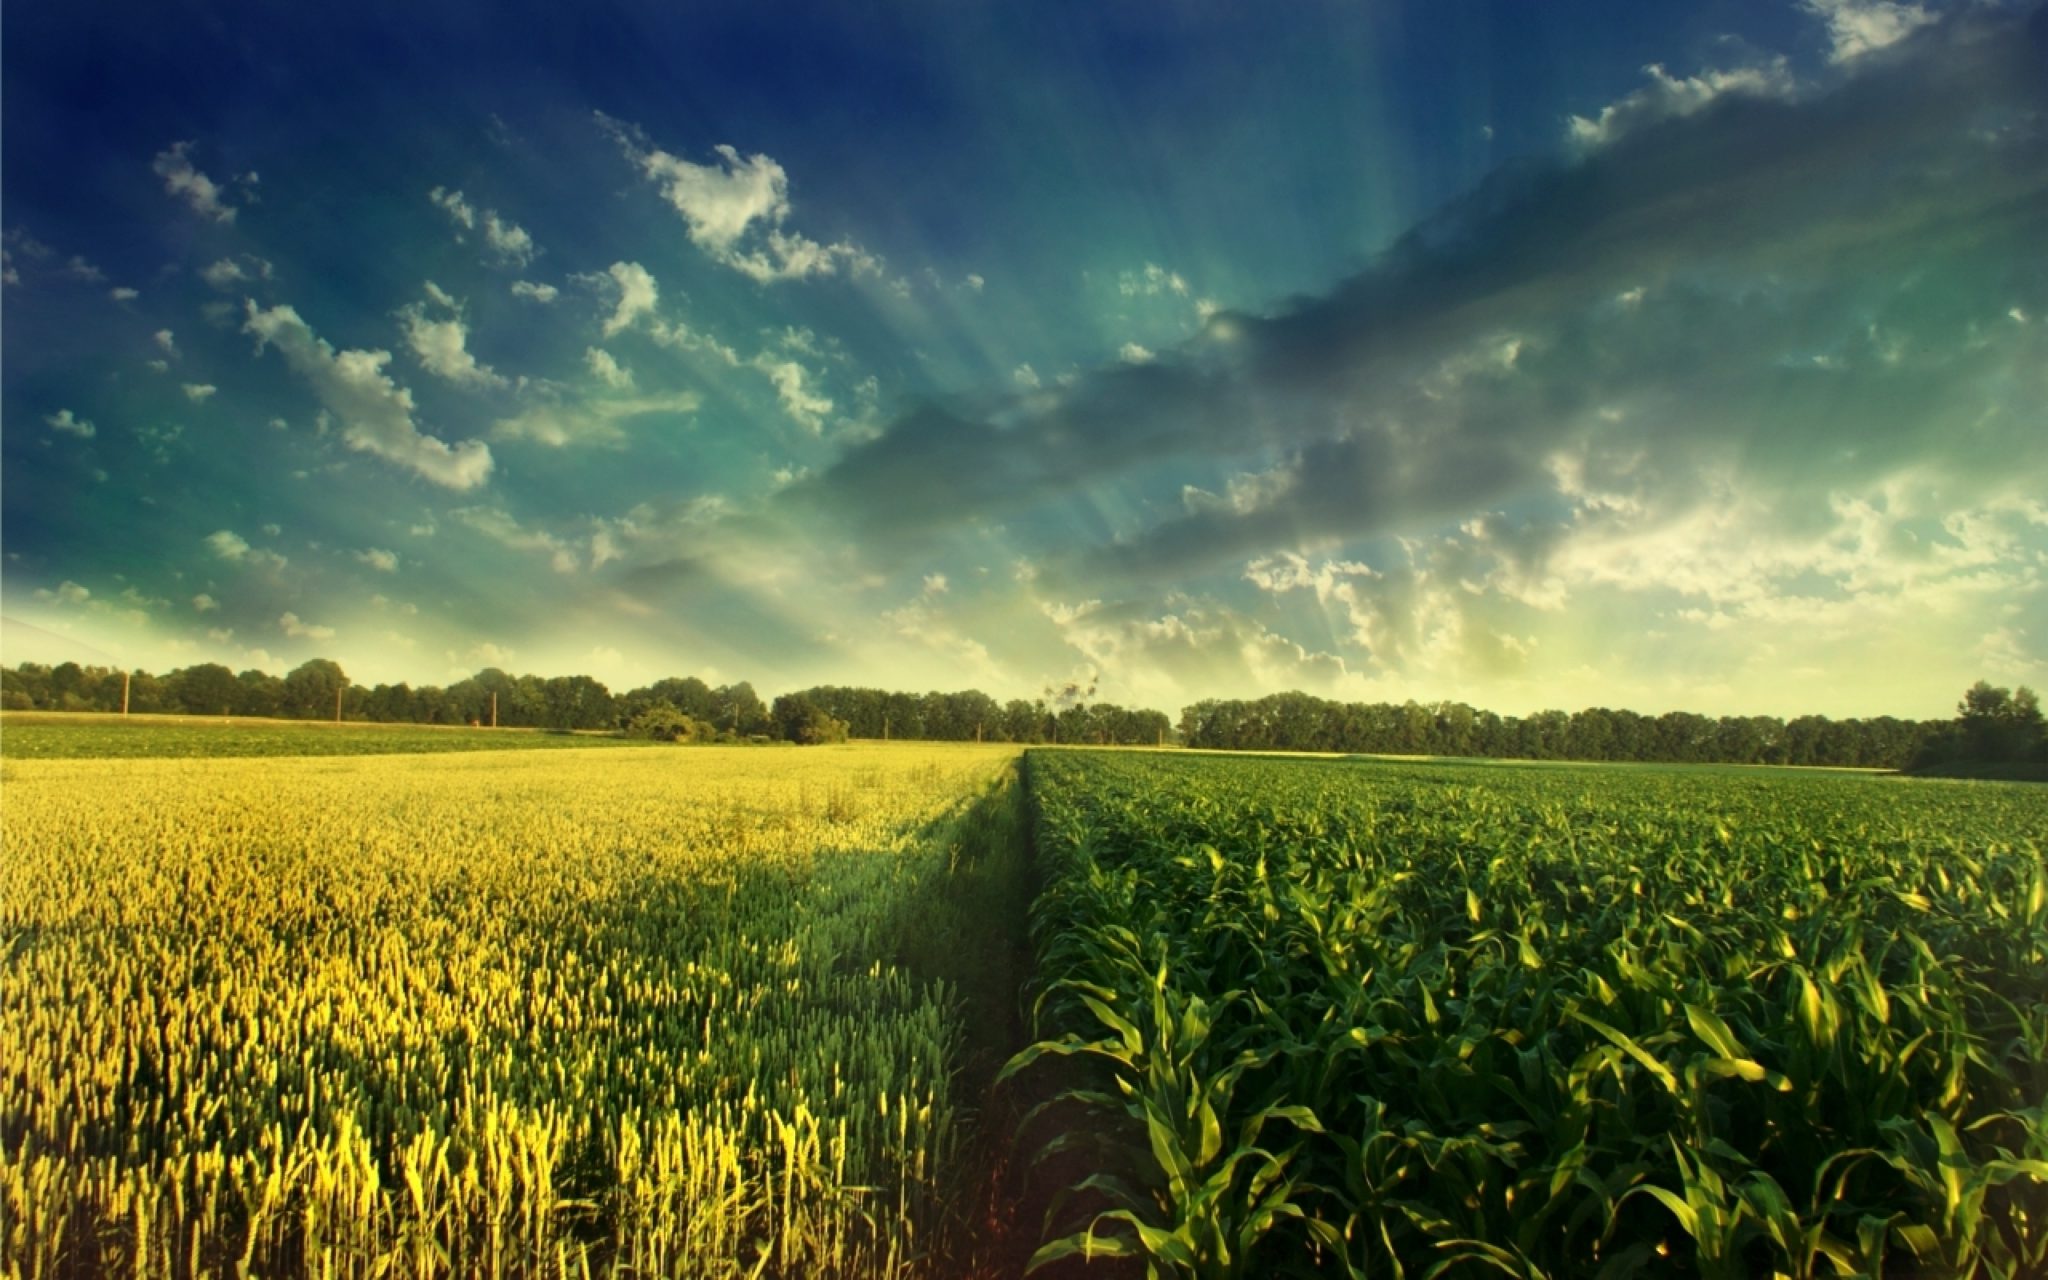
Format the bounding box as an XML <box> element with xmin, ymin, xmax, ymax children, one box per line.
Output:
<box><xmin>4</xmin><ymin>737</ymin><xmax>2044</xmax><ymax>1278</ymax></box>
<box><xmin>1</xmin><ymin>743</ymin><xmax>1024</xmax><ymax>1278</ymax></box>
<box><xmin>1004</xmin><ymin>752</ymin><xmax>2048</xmax><ymax>1279</ymax></box>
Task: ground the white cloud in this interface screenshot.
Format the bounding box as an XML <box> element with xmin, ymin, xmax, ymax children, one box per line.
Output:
<box><xmin>458</xmin><ymin>641</ymin><xmax>518</xmax><ymax>669</ymax></box>
<box><xmin>585</xmin><ymin>346</ymin><xmax>634</xmax><ymax>389</ymax></box>
<box><xmin>205</xmin><ymin>528</ymin><xmax>289</xmax><ymax>571</ymax></box>
<box><xmin>182</xmin><ymin>383</ymin><xmax>218</xmax><ymax>402</ymax></box>
<box><xmin>1118</xmin><ymin>263</ymin><xmax>1190</xmax><ymax>298</ymax></box>
<box><xmin>596</xmin><ymin>261</ymin><xmax>659</xmax><ymax>337</ymax></box>
<box><xmin>1119</xmin><ymin>342</ymin><xmax>1155</xmax><ymax>364</ymax></box>
<box><xmin>244</xmin><ymin>300</ymin><xmax>494</xmax><ymax>490</ymax></box>
<box><xmin>153</xmin><ymin>142</ymin><xmax>236</xmax><ymax>223</ymax></box>
<box><xmin>46</xmin><ymin>409</ymin><xmax>95</xmax><ymax>438</ymax></box>
<box><xmin>33</xmin><ymin>581</ymin><xmax>92</xmax><ymax>605</ymax></box>
<box><xmin>1013</xmin><ymin>363</ymin><xmax>1042</xmax><ymax>390</ymax></box>
<box><xmin>965</xmin><ymin>273</ymin><xmax>986</xmax><ymax>293</ymax></box>
<box><xmin>481</xmin><ymin>210</ymin><xmax>537</xmax><ymax>267</ymax></box>
<box><xmin>637</xmin><ymin>143</ymin><xmax>787</xmax><ymax>251</ymax></box>
<box><xmin>648</xmin><ymin>316</ymin><xmax>742</xmax><ymax>366</ymax></box>
<box><xmin>602</xmin><ymin>116</ymin><xmax>881</xmax><ymax>284</ymax></box>
<box><xmin>428</xmin><ymin>187</ymin><xmax>537</xmax><ymax>267</ymax></box>
<box><xmin>922</xmin><ymin>572</ymin><xmax>949</xmax><ymax>596</ymax></box>
<box><xmin>752</xmin><ymin>354</ymin><xmax>832</xmax><ymax>432</ymax></box>
<box><xmin>110</xmin><ymin>286</ymin><xmax>139</xmax><ymax>302</ymax></box>
<box><xmin>1803</xmin><ymin>0</ymin><xmax>1937</xmax><ymax>62</ymax></box>
<box><xmin>452</xmin><ymin>506</ymin><xmax>581</xmax><ymax>572</ymax></box>
<box><xmin>511</xmin><ymin>280</ymin><xmax>559</xmax><ymax>303</ymax></box>
<box><xmin>398</xmin><ymin>285</ymin><xmax>507</xmax><ymax>389</ymax></box>
<box><xmin>154</xmin><ymin>329</ymin><xmax>177</xmax><ymax>356</ymax></box>
<box><xmin>428</xmin><ymin>186</ymin><xmax>477</xmax><ymax>230</ymax></box>
<box><xmin>199</xmin><ymin>256</ymin><xmax>272</xmax><ymax>290</ymax></box>
<box><xmin>356</xmin><ymin>547</ymin><xmax>399</xmax><ymax>572</ymax></box>
<box><xmin>279</xmin><ymin>611</ymin><xmax>337</xmax><ymax>641</ymax></box>
<box><xmin>1568</xmin><ymin>59</ymin><xmax>1798</xmax><ymax>149</ymax></box>
<box><xmin>493</xmin><ymin>390</ymin><xmax>701</xmax><ymax>448</ymax></box>
<box><xmin>193</xmin><ymin>593</ymin><xmax>218</xmax><ymax>612</ymax></box>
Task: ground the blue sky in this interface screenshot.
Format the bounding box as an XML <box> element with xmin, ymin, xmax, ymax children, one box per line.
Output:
<box><xmin>4</xmin><ymin>0</ymin><xmax>2043</xmax><ymax>716</ymax></box>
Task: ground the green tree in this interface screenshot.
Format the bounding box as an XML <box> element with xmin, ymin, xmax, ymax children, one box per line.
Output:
<box><xmin>1955</xmin><ymin>680</ymin><xmax>2045</xmax><ymax>762</ymax></box>
<box><xmin>539</xmin><ymin>675</ymin><xmax>614</xmax><ymax>731</ymax></box>
<box><xmin>234</xmin><ymin>669</ymin><xmax>284</xmax><ymax>717</ymax></box>
<box><xmin>171</xmin><ymin>663</ymin><xmax>240</xmax><ymax>715</ymax></box>
<box><xmin>280</xmin><ymin>659</ymin><xmax>348</xmax><ymax>720</ymax></box>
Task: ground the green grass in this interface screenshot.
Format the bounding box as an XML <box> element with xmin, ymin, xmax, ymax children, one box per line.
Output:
<box><xmin>0</xmin><ymin>711</ymin><xmax>658</xmax><ymax>759</ymax></box>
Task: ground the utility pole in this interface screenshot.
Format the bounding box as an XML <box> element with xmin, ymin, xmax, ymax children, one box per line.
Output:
<box><xmin>491</xmin><ymin>691</ymin><xmax>498</xmax><ymax>728</ymax></box>
<box><xmin>335</xmin><ymin>679</ymin><xmax>346</xmax><ymax>724</ymax></box>
<box><xmin>883</xmin><ymin>713</ymin><xmax>889</xmax><ymax>742</ymax></box>
<box><xmin>122</xmin><ymin>671</ymin><xmax>131</xmax><ymax>716</ymax></box>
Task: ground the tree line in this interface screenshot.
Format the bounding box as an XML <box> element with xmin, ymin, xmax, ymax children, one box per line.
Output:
<box><xmin>5</xmin><ymin>658</ymin><xmax>2038</xmax><ymax>770</ymax></box>
<box><xmin>1178</xmin><ymin>685</ymin><xmax>2045</xmax><ymax>771</ymax></box>
<box><xmin>0</xmin><ymin>661</ymin><xmax>1171</xmax><ymax>746</ymax></box>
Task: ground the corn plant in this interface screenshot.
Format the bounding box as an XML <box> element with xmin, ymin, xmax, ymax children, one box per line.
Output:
<box><xmin>1006</xmin><ymin>751</ymin><xmax>2048</xmax><ymax>1278</ymax></box>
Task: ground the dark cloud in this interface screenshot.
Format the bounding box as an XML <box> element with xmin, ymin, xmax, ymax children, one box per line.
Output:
<box><xmin>793</xmin><ymin>6</ymin><xmax>2048</xmax><ymax>583</ymax></box>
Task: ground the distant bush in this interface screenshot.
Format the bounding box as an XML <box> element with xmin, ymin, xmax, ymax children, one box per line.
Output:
<box><xmin>771</xmin><ymin>694</ymin><xmax>850</xmax><ymax>745</ymax></box>
<box><xmin>627</xmin><ymin>704</ymin><xmax>714</xmax><ymax>743</ymax></box>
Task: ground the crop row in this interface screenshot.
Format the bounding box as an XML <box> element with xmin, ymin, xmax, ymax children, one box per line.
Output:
<box><xmin>1006</xmin><ymin>753</ymin><xmax>2048</xmax><ymax>1277</ymax></box>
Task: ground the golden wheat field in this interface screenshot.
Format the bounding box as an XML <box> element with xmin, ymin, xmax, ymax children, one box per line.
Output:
<box><xmin>0</xmin><ymin>743</ymin><xmax>1023</xmax><ymax>1279</ymax></box>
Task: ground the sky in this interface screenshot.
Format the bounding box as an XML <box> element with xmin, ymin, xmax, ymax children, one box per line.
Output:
<box><xmin>3</xmin><ymin>0</ymin><xmax>2044</xmax><ymax>718</ymax></box>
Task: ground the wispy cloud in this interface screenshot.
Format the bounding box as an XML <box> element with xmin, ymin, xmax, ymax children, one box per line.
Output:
<box><xmin>279</xmin><ymin>611</ymin><xmax>336</xmax><ymax>640</ymax></box>
<box><xmin>493</xmin><ymin>390</ymin><xmax>701</xmax><ymax>448</ymax></box>
<box><xmin>429</xmin><ymin>186</ymin><xmax>538</xmax><ymax>267</ymax></box>
<box><xmin>452</xmin><ymin>505</ymin><xmax>582</xmax><ymax>572</ymax></box>
<box><xmin>205</xmin><ymin>528</ymin><xmax>288</xmax><ymax>572</ymax></box>
<box><xmin>153</xmin><ymin>142</ymin><xmax>236</xmax><ymax>223</ymax></box>
<box><xmin>1566</xmin><ymin>58</ymin><xmax>1797</xmax><ymax>149</ymax></box>
<box><xmin>245</xmin><ymin>301</ymin><xmax>494</xmax><ymax>490</ymax></box>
